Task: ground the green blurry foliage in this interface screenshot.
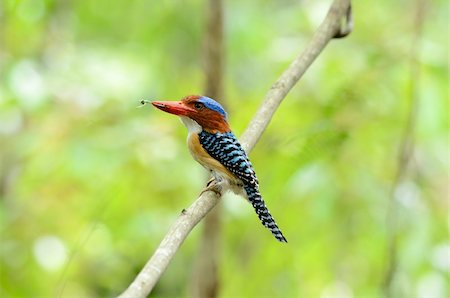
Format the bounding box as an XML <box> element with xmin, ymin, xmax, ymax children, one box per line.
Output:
<box><xmin>0</xmin><ymin>0</ymin><xmax>448</xmax><ymax>297</ymax></box>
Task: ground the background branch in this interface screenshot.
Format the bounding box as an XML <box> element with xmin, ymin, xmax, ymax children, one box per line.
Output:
<box><xmin>190</xmin><ymin>0</ymin><xmax>225</xmax><ymax>297</ymax></box>
<box><xmin>119</xmin><ymin>0</ymin><xmax>351</xmax><ymax>297</ymax></box>
<box><xmin>383</xmin><ymin>0</ymin><xmax>427</xmax><ymax>296</ymax></box>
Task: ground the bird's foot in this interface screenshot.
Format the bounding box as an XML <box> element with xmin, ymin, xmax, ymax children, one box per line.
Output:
<box><xmin>206</xmin><ymin>177</ymin><xmax>216</xmax><ymax>187</ymax></box>
<box><xmin>200</xmin><ymin>179</ymin><xmax>222</xmax><ymax>197</ymax></box>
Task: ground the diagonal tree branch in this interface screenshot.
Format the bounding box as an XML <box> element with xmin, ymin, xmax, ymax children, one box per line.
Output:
<box><xmin>118</xmin><ymin>1</ymin><xmax>351</xmax><ymax>297</ymax></box>
<box><xmin>240</xmin><ymin>0</ymin><xmax>351</xmax><ymax>152</ymax></box>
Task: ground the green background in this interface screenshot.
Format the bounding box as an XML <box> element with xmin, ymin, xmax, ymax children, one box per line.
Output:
<box><xmin>0</xmin><ymin>0</ymin><xmax>448</xmax><ymax>297</ymax></box>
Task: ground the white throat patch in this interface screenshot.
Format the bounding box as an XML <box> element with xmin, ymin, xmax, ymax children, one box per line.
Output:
<box><xmin>180</xmin><ymin>117</ymin><xmax>202</xmax><ymax>134</ymax></box>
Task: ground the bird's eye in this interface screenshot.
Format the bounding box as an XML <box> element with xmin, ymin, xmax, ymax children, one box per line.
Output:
<box><xmin>194</xmin><ymin>103</ymin><xmax>203</xmax><ymax>110</ymax></box>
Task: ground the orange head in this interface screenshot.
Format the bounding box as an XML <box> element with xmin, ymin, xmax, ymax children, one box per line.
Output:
<box><xmin>152</xmin><ymin>95</ymin><xmax>230</xmax><ymax>133</ymax></box>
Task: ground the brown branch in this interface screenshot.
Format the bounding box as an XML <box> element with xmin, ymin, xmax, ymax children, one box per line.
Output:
<box><xmin>118</xmin><ymin>1</ymin><xmax>351</xmax><ymax>297</ymax></box>
<box><xmin>203</xmin><ymin>0</ymin><xmax>224</xmax><ymax>100</ymax></box>
<box><xmin>190</xmin><ymin>0</ymin><xmax>224</xmax><ymax>297</ymax></box>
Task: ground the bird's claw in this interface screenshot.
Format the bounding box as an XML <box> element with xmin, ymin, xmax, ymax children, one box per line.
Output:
<box><xmin>206</xmin><ymin>177</ymin><xmax>216</xmax><ymax>187</ymax></box>
<box><xmin>200</xmin><ymin>179</ymin><xmax>222</xmax><ymax>197</ymax></box>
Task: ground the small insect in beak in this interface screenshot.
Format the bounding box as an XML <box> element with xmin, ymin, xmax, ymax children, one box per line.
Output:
<box><xmin>137</xmin><ymin>99</ymin><xmax>151</xmax><ymax>108</ymax></box>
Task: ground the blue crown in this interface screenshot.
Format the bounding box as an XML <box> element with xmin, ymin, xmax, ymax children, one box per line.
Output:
<box><xmin>198</xmin><ymin>96</ymin><xmax>227</xmax><ymax>119</ymax></box>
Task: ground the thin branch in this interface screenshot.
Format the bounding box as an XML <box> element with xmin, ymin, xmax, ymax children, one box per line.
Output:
<box><xmin>239</xmin><ymin>0</ymin><xmax>351</xmax><ymax>152</ymax></box>
<box><xmin>333</xmin><ymin>4</ymin><xmax>353</xmax><ymax>38</ymax></box>
<box><xmin>118</xmin><ymin>1</ymin><xmax>351</xmax><ymax>297</ymax></box>
<box><xmin>383</xmin><ymin>0</ymin><xmax>427</xmax><ymax>296</ymax></box>
<box><xmin>190</xmin><ymin>0</ymin><xmax>225</xmax><ymax>297</ymax></box>
<box><xmin>203</xmin><ymin>0</ymin><xmax>224</xmax><ymax>100</ymax></box>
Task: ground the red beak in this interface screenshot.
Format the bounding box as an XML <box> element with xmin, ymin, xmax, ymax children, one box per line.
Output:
<box><xmin>151</xmin><ymin>101</ymin><xmax>195</xmax><ymax>116</ymax></box>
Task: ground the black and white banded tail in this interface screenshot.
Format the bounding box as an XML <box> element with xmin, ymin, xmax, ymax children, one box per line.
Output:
<box><xmin>199</xmin><ymin>130</ymin><xmax>287</xmax><ymax>242</ymax></box>
<box><xmin>244</xmin><ymin>185</ymin><xmax>287</xmax><ymax>242</ymax></box>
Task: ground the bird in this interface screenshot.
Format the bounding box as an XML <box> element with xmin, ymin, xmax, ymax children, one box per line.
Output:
<box><xmin>150</xmin><ymin>95</ymin><xmax>287</xmax><ymax>243</ymax></box>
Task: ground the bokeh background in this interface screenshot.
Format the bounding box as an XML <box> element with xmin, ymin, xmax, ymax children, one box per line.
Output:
<box><xmin>0</xmin><ymin>0</ymin><xmax>448</xmax><ymax>297</ymax></box>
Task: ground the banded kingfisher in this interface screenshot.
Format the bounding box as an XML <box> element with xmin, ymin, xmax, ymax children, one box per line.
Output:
<box><xmin>150</xmin><ymin>95</ymin><xmax>287</xmax><ymax>243</ymax></box>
